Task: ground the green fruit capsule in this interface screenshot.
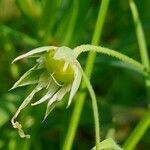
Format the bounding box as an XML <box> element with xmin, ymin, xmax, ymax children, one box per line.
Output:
<box><xmin>45</xmin><ymin>51</ymin><xmax>74</xmax><ymax>84</ymax></box>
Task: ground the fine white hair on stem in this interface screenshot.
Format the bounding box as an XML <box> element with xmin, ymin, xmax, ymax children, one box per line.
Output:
<box><xmin>74</xmin><ymin>44</ymin><xmax>145</xmax><ymax>73</ymax></box>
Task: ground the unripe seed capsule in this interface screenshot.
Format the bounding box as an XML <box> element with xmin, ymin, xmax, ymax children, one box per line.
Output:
<box><xmin>45</xmin><ymin>51</ymin><xmax>74</xmax><ymax>84</ymax></box>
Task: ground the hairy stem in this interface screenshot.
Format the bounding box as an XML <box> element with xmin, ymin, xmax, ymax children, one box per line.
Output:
<box><xmin>74</xmin><ymin>44</ymin><xmax>145</xmax><ymax>73</ymax></box>
<box><xmin>77</xmin><ymin>62</ymin><xmax>100</xmax><ymax>150</ymax></box>
<box><xmin>63</xmin><ymin>0</ymin><xmax>110</xmax><ymax>149</ymax></box>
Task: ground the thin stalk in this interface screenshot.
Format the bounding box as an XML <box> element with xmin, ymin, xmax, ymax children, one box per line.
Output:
<box><xmin>40</xmin><ymin>0</ymin><xmax>60</xmax><ymax>44</ymax></box>
<box><xmin>77</xmin><ymin>61</ymin><xmax>100</xmax><ymax>150</ymax></box>
<box><xmin>123</xmin><ymin>1</ymin><xmax>150</xmax><ymax>149</ymax></box>
<box><xmin>74</xmin><ymin>44</ymin><xmax>145</xmax><ymax>73</ymax></box>
<box><xmin>123</xmin><ymin>110</ymin><xmax>150</xmax><ymax>150</ymax></box>
<box><xmin>62</xmin><ymin>0</ymin><xmax>79</xmax><ymax>46</ymax></box>
<box><xmin>130</xmin><ymin>0</ymin><xmax>149</xmax><ymax>69</ymax></box>
<box><xmin>63</xmin><ymin>0</ymin><xmax>110</xmax><ymax>149</ymax></box>
<box><xmin>130</xmin><ymin>0</ymin><xmax>150</xmax><ymax>100</ymax></box>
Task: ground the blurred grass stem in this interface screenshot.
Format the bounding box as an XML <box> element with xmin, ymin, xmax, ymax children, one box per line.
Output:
<box><xmin>123</xmin><ymin>110</ymin><xmax>150</xmax><ymax>150</ymax></box>
<box><xmin>62</xmin><ymin>0</ymin><xmax>79</xmax><ymax>46</ymax></box>
<box><xmin>123</xmin><ymin>0</ymin><xmax>150</xmax><ymax>149</ymax></box>
<box><xmin>129</xmin><ymin>0</ymin><xmax>149</xmax><ymax>69</ymax></box>
<box><xmin>63</xmin><ymin>0</ymin><xmax>110</xmax><ymax>149</ymax></box>
<box><xmin>129</xmin><ymin>0</ymin><xmax>150</xmax><ymax>99</ymax></box>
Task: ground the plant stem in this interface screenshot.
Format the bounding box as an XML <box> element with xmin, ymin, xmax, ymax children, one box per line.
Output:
<box><xmin>77</xmin><ymin>62</ymin><xmax>100</xmax><ymax>150</ymax></box>
<box><xmin>40</xmin><ymin>0</ymin><xmax>60</xmax><ymax>44</ymax></box>
<box><xmin>63</xmin><ymin>0</ymin><xmax>110</xmax><ymax>149</ymax></box>
<box><xmin>130</xmin><ymin>0</ymin><xmax>150</xmax><ymax>100</ymax></box>
<box><xmin>129</xmin><ymin>0</ymin><xmax>149</xmax><ymax>69</ymax></box>
<box><xmin>17</xmin><ymin>0</ymin><xmax>41</xmax><ymax>19</ymax></box>
<box><xmin>62</xmin><ymin>0</ymin><xmax>79</xmax><ymax>46</ymax></box>
<box><xmin>123</xmin><ymin>110</ymin><xmax>150</xmax><ymax>150</ymax></box>
<box><xmin>122</xmin><ymin>1</ymin><xmax>150</xmax><ymax>149</ymax></box>
<box><xmin>74</xmin><ymin>44</ymin><xmax>145</xmax><ymax>73</ymax></box>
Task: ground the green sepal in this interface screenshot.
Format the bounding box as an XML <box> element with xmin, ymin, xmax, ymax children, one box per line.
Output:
<box><xmin>10</xmin><ymin>65</ymin><xmax>43</xmax><ymax>90</ymax></box>
<box><xmin>44</xmin><ymin>85</ymin><xmax>71</xmax><ymax>120</ymax></box>
<box><xmin>12</xmin><ymin>46</ymin><xmax>57</xmax><ymax>63</ymax></box>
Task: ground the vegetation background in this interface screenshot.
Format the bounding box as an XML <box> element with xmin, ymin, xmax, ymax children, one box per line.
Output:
<box><xmin>0</xmin><ymin>0</ymin><xmax>150</xmax><ymax>149</ymax></box>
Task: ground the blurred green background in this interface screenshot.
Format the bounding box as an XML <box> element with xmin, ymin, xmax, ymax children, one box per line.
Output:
<box><xmin>0</xmin><ymin>0</ymin><xmax>150</xmax><ymax>149</ymax></box>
